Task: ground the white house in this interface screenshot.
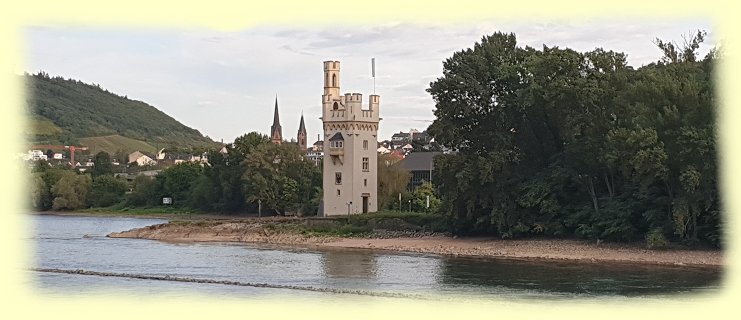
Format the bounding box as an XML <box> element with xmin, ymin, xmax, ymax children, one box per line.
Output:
<box><xmin>128</xmin><ymin>151</ymin><xmax>156</xmax><ymax>166</ymax></box>
<box><xmin>156</xmin><ymin>148</ymin><xmax>167</xmax><ymax>160</ymax></box>
<box><xmin>27</xmin><ymin>150</ymin><xmax>48</xmax><ymax>161</ymax></box>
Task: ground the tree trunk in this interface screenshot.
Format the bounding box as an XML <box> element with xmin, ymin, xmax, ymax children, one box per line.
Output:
<box><xmin>691</xmin><ymin>204</ymin><xmax>698</xmax><ymax>240</ymax></box>
<box><xmin>664</xmin><ymin>180</ymin><xmax>674</xmax><ymax>220</ymax></box>
<box><xmin>603</xmin><ymin>171</ymin><xmax>614</xmax><ymax>199</ymax></box>
<box><xmin>588</xmin><ymin>177</ymin><xmax>599</xmax><ymax>215</ymax></box>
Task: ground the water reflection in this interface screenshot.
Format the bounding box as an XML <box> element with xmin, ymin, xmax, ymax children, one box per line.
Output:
<box><xmin>321</xmin><ymin>250</ymin><xmax>377</xmax><ymax>279</ymax></box>
<box><xmin>438</xmin><ymin>256</ymin><xmax>722</xmax><ymax>297</ymax></box>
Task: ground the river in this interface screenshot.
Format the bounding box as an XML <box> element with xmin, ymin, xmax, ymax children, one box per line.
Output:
<box><xmin>28</xmin><ymin>215</ymin><xmax>721</xmax><ymax>302</ymax></box>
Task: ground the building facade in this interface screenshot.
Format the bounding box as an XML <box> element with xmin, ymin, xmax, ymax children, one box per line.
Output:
<box><xmin>321</xmin><ymin>60</ymin><xmax>380</xmax><ymax>216</ymax></box>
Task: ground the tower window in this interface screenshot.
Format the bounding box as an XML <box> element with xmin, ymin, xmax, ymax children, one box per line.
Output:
<box><xmin>363</xmin><ymin>140</ymin><xmax>368</xmax><ymax>150</ymax></box>
<box><xmin>337</xmin><ymin>189</ymin><xmax>341</xmax><ymax>196</ymax></box>
<box><xmin>364</xmin><ymin>179</ymin><xmax>367</xmax><ymax>187</ymax></box>
<box><xmin>333</xmin><ymin>102</ymin><xmax>338</xmax><ymax>110</ymax></box>
<box><xmin>362</xmin><ymin>157</ymin><xmax>369</xmax><ymax>172</ymax></box>
<box><xmin>335</xmin><ymin>172</ymin><xmax>342</xmax><ymax>185</ymax></box>
<box><xmin>332</xmin><ymin>74</ymin><xmax>337</xmax><ymax>87</ymax></box>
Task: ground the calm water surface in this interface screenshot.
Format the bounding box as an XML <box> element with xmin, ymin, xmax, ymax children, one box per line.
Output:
<box><xmin>29</xmin><ymin>215</ymin><xmax>722</xmax><ymax>301</ymax></box>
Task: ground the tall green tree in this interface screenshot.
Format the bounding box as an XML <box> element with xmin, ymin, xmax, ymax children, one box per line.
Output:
<box><xmin>377</xmin><ymin>153</ymin><xmax>411</xmax><ymax>210</ymax></box>
<box><xmin>159</xmin><ymin>162</ymin><xmax>203</xmax><ymax>206</ymax></box>
<box><xmin>188</xmin><ymin>132</ymin><xmax>270</xmax><ymax>213</ymax></box>
<box><xmin>411</xmin><ymin>181</ymin><xmax>441</xmax><ymax>213</ymax></box>
<box><xmin>127</xmin><ymin>175</ymin><xmax>162</xmax><ymax>207</ymax></box>
<box><xmin>89</xmin><ymin>175</ymin><xmax>128</xmax><ymax>207</ymax></box>
<box><xmin>92</xmin><ymin>151</ymin><xmax>113</xmax><ymax>177</ymax></box>
<box><xmin>243</xmin><ymin>143</ymin><xmax>321</xmax><ymax>215</ymax></box>
<box><xmin>50</xmin><ymin>171</ymin><xmax>91</xmax><ymax>210</ymax></box>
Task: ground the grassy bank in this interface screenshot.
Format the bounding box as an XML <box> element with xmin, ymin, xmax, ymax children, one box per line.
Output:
<box><xmin>294</xmin><ymin>211</ymin><xmax>448</xmax><ymax>237</ymax></box>
<box><xmin>79</xmin><ymin>205</ymin><xmax>204</xmax><ymax>216</ymax></box>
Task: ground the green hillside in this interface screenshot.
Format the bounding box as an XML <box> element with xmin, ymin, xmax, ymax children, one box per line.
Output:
<box><xmin>79</xmin><ymin>135</ymin><xmax>157</xmax><ymax>156</ymax></box>
<box><xmin>24</xmin><ymin>72</ymin><xmax>218</xmax><ymax>150</ymax></box>
<box><xmin>26</xmin><ymin>116</ymin><xmax>63</xmax><ymax>136</ymax></box>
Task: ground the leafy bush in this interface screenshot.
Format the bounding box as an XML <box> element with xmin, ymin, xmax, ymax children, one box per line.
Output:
<box><xmin>646</xmin><ymin>229</ymin><xmax>669</xmax><ymax>249</ymax></box>
<box><xmin>89</xmin><ymin>175</ymin><xmax>128</xmax><ymax>207</ymax></box>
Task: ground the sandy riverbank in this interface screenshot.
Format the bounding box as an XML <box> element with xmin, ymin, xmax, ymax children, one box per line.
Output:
<box><xmin>107</xmin><ymin>218</ymin><xmax>723</xmax><ymax>268</ymax></box>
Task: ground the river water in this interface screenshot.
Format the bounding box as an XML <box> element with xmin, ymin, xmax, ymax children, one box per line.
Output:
<box><xmin>28</xmin><ymin>215</ymin><xmax>721</xmax><ymax>302</ymax></box>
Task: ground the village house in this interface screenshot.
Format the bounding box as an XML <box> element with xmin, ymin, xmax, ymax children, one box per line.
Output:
<box><xmin>400</xmin><ymin>152</ymin><xmax>441</xmax><ymax>190</ymax></box>
<box><xmin>128</xmin><ymin>151</ymin><xmax>156</xmax><ymax>166</ymax></box>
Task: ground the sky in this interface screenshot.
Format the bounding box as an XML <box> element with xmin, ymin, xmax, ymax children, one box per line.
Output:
<box><xmin>22</xmin><ymin>19</ymin><xmax>714</xmax><ymax>144</ymax></box>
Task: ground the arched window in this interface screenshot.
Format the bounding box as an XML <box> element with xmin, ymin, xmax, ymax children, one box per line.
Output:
<box><xmin>333</xmin><ymin>102</ymin><xmax>338</xmax><ymax>110</ymax></box>
<box><xmin>325</xmin><ymin>73</ymin><xmax>329</xmax><ymax>86</ymax></box>
<box><xmin>332</xmin><ymin>74</ymin><xmax>337</xmax><ymax>87</ymax></box>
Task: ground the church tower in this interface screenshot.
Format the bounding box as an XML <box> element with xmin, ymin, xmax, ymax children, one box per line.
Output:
<box><xmin>297</xmin><ymin>113</ymin><xmax>307</xmax><ymax>151</ymax></box>
<box><xmin>321</xmin><ymin>60</ymin><xmax>380</xmax><ymax>216</ymax></box>
<box><xmin>270</xmin><ymin>96</ymin><xmax>283</xmax><ymax>144</ymax></box>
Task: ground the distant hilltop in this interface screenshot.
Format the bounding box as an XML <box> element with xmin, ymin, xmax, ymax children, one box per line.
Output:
<box><xmin>24</xmin><ymin>72</ymin><xmax>218</xmax><ymax>154</ymax></box>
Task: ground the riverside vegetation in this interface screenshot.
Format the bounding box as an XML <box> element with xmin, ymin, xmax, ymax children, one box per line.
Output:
<box><xmin>28</xmin><ymin>30</ymin><xmax>720</xmax><ymax>250</ymax></box>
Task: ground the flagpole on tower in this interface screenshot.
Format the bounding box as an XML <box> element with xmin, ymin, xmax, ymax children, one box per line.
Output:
<box><xmin>371</xmin><ymin>57</ymin><xmax>376</xmax><ymax>94</ymax></box>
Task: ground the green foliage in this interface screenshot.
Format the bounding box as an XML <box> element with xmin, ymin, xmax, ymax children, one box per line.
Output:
<box><xmin>89</xmin><ymin>175</ymin><xmax>128</xmax><ymax>207</ymax></box>
<box><xmin>92</xmin><ymin>151</ymin><xmax>113</xmax><ymax>177</ymax></box>
<box><xmin>79</xmin><ymin>135</ymin><xmax>157</xmax><ymax>156</ymax></box>
<box><xmin>188</xmin><ymin>132</ymin><xmax>271</xmax><ymax>213</ymax></box>
<box><xmin>50</xmin><ymin>171</ymin><xmax>91</xmax><ymax>210</ymax></box>
<box><xmin>304</xmin><ymin>211</ymin><xmax>448</xmax><ymax>236</ymax></box>
<box><xmin>159</xmin><ymin>162</ymin><xmax>203</xmax><ymax>206</ymax></box>
<box><xmin>347</xmin><ymin>211</ymin><xmax>448</xmax><ymax>232</ymax></box>
<box><xmin>411</xmin><ymin>181</ymin><xmax>441</xmax><ymax>213</ymax></box>
<box><xmin>244</xmin><ymin>143</ymin><xmax>322</xmax><ymax>215</ymax></box>
<box><xmin>303</xmin><ymin>224</ymin><xmax>372</xmax><ymax>237</ymax></box>
<box><xmin>427</xmin><ymin>31</ymin><xmax>719</xmax><ymax>246</ymax></box>
<box><xmin>646</xmin><ymin>228</ymin><xmax>669</xmax><ymax>249</ymax></box>
<box><xmin>127</xmin><ymin>175</ymin><xmax>162</xmax><ymax>207</ymax></box>
<box><xmin>30</xmin><ymin>173</ymin><xmax>51</xmax><ymax>210</ymax></box>
<box><xmin>233</xmin><ymin>132</ymin><xmax>270</xmax><ymax>158</ymax></box>
<box><xmin>377</xmin><ymin>154</ymin><xmax>411</xmax><ymax>210</ymax></box>
<box><xmin>25</xmin><ymin>73</ymin><xmax>217</xmax><ymax>149</ymax></box>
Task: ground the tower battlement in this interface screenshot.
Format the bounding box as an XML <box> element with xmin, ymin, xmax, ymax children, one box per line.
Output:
<box><xmin>322</xmin><ymin>62</ymin><xmax>379</xmax><ymax>123</ymax></box>
<box><xmin>323</xmin><ymin>60</ymin><xmax>340</xmax><ymax>71</ymax></box>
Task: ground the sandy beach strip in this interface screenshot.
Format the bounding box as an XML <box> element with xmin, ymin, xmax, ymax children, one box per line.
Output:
<box><xmin>107</xmin><ymin>220</ymin><xmax>723</xmax><ymax>268</ymax></box>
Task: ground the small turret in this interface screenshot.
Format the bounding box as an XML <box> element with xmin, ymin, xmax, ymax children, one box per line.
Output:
<box><xmin>323</xmin><ymin>61</ymin><xmax>340</xmax><ymax>98</ymax></box>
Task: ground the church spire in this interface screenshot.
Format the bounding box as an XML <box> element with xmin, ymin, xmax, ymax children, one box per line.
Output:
<box><xmin>298</xmin><ymin>112</ymin><xmax>306</xmax><ymax>133</ymax></box>
<box><xmin>270</xmin><ymin>95</ymin><xmax>282</xmax><ymax>144</ymax></box>
<box><xmin>297</xmin><ymin>112</ymin><xmax>307</xmax><ymax>151</ymax></box>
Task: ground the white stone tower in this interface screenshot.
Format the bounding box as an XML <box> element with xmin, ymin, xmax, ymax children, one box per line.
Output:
<box><xmin>321</xmin><ymin>60</ymin><xmax>380</xmax><ymax>216</ymax></box>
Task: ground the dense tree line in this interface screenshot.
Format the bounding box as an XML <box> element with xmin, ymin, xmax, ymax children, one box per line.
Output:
<box><xmin>428</xmin><ymin>31</ymin><xmax>720</xmax><ymax>247</ymax></box>
<box><xmin>31</xmin><ymin>161</ymin><xmax>126</xmax><ymax>211</ymax></box>
<box><xmin>112</xmin><ymin>132</ymin><xmax>320</xmax><ymax>214</ymax></box>
<box><xmin>29</xmin><ymin>131</ymin><xmax>418</xmax><ymax>216</ymax></box>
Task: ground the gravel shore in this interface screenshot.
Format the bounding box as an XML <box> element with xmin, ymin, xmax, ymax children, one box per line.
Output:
<box><xmin>106</xmin><ymin>218</ymin><xmax>723</xmax><ymax>268</ymax></box>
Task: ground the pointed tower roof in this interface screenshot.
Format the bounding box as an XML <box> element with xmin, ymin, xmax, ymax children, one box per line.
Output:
<box><xmin>270</xmin><ymin>95</ymin><xmax>283</xmax><ymax>144</ymax></box>
<box><xmin>298</xmin><ymin>113</ymin><xmax>306</xmax><ymax>134</ymax></box>
<box><xmin>272</xmin><ymin>96</ymin><xmax>280</xmax><ymax>128</ymax></box>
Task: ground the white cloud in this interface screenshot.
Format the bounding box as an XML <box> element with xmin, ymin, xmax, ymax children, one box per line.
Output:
<box><xmin>24</xmin><ymin>19</ymin><xmax>713</xmax><ymax>142</ymax></box>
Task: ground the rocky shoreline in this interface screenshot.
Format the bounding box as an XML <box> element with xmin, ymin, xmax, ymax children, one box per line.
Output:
<box><xmin>107</xmin><ymin>218</ymin><xmax>723</xmax><ymax>268</ymax></box>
